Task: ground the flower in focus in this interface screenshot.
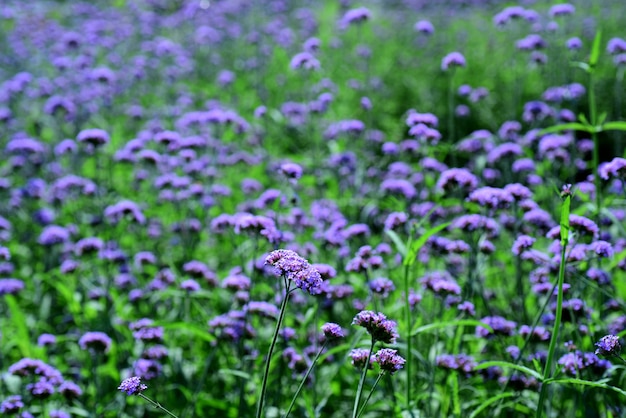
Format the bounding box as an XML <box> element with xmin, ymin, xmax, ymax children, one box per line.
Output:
<box><xmin>352</xmin><ymin>310</ymin><xmax>398</xmax><ymax>344</ymax></box>
<box><xmin>595</xmin><ymin>335</ymin><xmax>621</xmax><ymax>357</ymax></box>
<box><xmin>373</xmin><ymin>348</ymin><xmax>405</xmax><ymax>375</ymax></box>
<box><xmin>265</xmin><ymin>249</ymin><xmax>323</xmax><ymax>295</ymax></box>
<box><xmin>118</xmin><ymin>376</ymin><xmax>148</xmax><ymax>396</ymax></box>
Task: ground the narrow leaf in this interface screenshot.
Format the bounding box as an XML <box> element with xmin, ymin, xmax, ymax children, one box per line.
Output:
<box><xmin>469</xmin><ymin>392</ymin><xmax>517</xmax><ymax>418</ymax></box>
<box><xmin>589</xmin><ymin>30</ymin><xmax>603</xmax><ymax>67</ymax></box>
<box><xmin>545</xmin><ymin>378</ymin><xmax>626</xmax><ymax>397</ymax></box>
<box><xmin>539</xmin><ymin>123</ymin><xmax>591</xmax><ymax>135</ymax></box>
<box><xmin>411</xmin><ymin>319</ymin><xmax>493</xmax><ymax>336</ymax></box>
<box><xmin>5</xmin><ymin>295</ymin><xmax>31</xmax><ymax>357</ymax></box>
<box><xmin>602</xmin><ymin>121</ymin><xmax>626</xmax><ymax>132</ymax></box>
<box><xmin>473</xmin><ymin>361</ymin><xmax>543</xmax><ymax>381</ymax></box>
<box><xmin>384</xmin><ymin>229</ymin><xmax>407</xmax><ymax>257</ymax></box>
<box><xmin>404</xmin><ymin>222</ymin><xmax>451</xmax><ymax>266</ymax></box>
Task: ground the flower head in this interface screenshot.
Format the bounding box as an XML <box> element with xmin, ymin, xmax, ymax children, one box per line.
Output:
<box><xmin>352</xmin><ymin>310</ymin><xmax>398</xmax><ymax>344</ymax></box>
<box><xmin>118</xmin><ymin>376</ymin><xmax>148</xmax><ymax>396</ymax></box>
<box><xmin>373</xmin><ymin>348</ymin><xmax>405</xmax><ymax>374</ymax></box>
<box><xmin>322</xmin><ymin>322</ymin><xmax>345</xmax><ymax>340</ymax></box>
<box><xmin>265</xmin><ymin>249</ymin><xmax>323</xmax><ymax>295</ymax></box>
<box><xmin>595</xmin><ymin>335</ymin><xmax>621</xmax><ymax>357</ymax></box>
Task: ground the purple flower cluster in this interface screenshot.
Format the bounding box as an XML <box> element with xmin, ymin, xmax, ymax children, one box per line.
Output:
<box><xmin>266</xmin><ymin>249</ymin><xmax>323</xmax><ymax>295</ymax></box>
<box><xmin>352</xmin><ymin>310</ymin><xmax>398</xmax><ymax>344</ymax></box>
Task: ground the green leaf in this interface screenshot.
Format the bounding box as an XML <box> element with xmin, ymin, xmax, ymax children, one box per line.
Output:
<box><xmin>385</xmin><ymin>229</ymin><xmax>407</xmax><ymax>257</ymax></box>
<box><xmin>469</xmin><ymin>392</ymin><xmax>517</xmax><ymax>418</ymax></box>
<box><xmin>411</xmin><ymin>319</ymin><xmax>493</xmax><ymax>337</ymax></box>
<box><xmin>544</xmin><ymin>378</ymin><xmax>626</xmax><ymax>397</ymax></box>
<box><xmin>539</xmin><ymin>123</ymin><xmax>592</xmax><ymax>135</ymax></box>
<box><xmin>571</xmin><ymin>61</ymin><xmax>590</xmax><ymax>72</ymax></box>
<box><xmin>4</xmin><ymin>295</ymin><xmax>32</xmax><ymax>357</ymax></box>
<box><xmin>589</xmin><ymin>30</ymin><xmax>603</xmax><ymax>67</ymax></box>
<box><xmin>404</xmin><ymin>222</ymin><xmax>451</xmax><ymax>266</ymax></box>
<box><xmin>602</xmin><ymin>121</ymin><xmax>626</xmax><ymax>132</ymax></box>
<box><xmin>473</xmin><ymin>361</ymin><xmax>543</xmax><ymax>381</ymax></box>
<box><xmin>560</xmin><ymin>195</ymin><xmax>571</xmax><ymax>246</ymax></box>
<box><xmin>218</xmin><ymin>369</ymin><xmax>251</xmax><ymax>380</ymax></box>
<box><xmin>157</xmin><ymin>321</ymin><xmax>216</xmax><ymax>344</ymax></box>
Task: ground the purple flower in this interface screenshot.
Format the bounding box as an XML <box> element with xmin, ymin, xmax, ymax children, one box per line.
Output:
<box><xmin>384</xmin><ymin>212</ymin><xmax>408</xmax><ymax>230</ymax></box>
<box><xmin>569</xmin><ymin>214</ymin><xmax>599</xmax><ymax>238</ymax></box>
<box><xmin>607</xmin><ymin>38</ymin><xmax>626</xmax><ymax>55</ymax></box>
<box><xmin>368</xmin><ymin>277</ymin><xmax>395</xmax><ymax>298</ymax></box>
<box><xmin>37</xmin><ymin>333</ymin><xmax>57</xmax><ymax>347</ymax></box>
<box><xmin>373</xmin><ymin>348</ymin><xmax>405</xmax><ymax>375</ymax></box>
<box><xmin>437</xmin><ymin>168</ymin><xmax>478</xmax><ymax>192</ymax></box>
<box><xmin>76</xmin><ymin>128</ymin><xmax>110</xmax><ymax>148</ymax></box>
<box><xmin>133</xmin><ymin>358</ymin><xmax>162</xmax><ymax>380</ymax></box>
<box><xmin>350</xmin><ymin>348</ymin><xmax>373</xmax><ymax>369</ymax></box>
<box><xmin>265</xmin><ymin>249</ymin><xmax>323</xmax><ymax>295</ymax></box>
<box><xmin>599</xmin><ymin>157</ymin><xmax>626</xmax><ymax>180</ymax></box>
<box><xmin>512</xmin><ymin>235</ymin><xmax>536</xmax><ymax>255</ymax></box>
<box><xmin>595</xmin><ymin>335</ymin><xmax>621</xmax><ymax>357</ymax></box>
<box><xmin>441</xmin><ymin>52</ymin><xmax>466</xmax><ymax>71</ymax></box>
<box><xmin>279</xmin><ymin>162</ymin><xmax>303</xmax><ymax>180</ymax></box>
<box><xmin>477</xmin><ymin>316</ymin><xmax>516</xmax><ymax>338</ymax></box>
<box><xmin>38</xmin><ymin>225</ymin><xmax>70</xmax><ymax>245</ymax></box>
<box><xmin>549</xmin><ymin>3</ymin><xmax>575</xmax><ymax>18</ymax></box>
<box><xmin>414</xmin><ymin>20</ymin><xmax>434</xmax><ymax>35</ymax></box>
<box><xmin>352</xmin><ymin>311</ymin><xmax>399</xmax><ymax>344</ymax></box>
<box><xmin>0</xmin><ymin>278</ymin><xmax>24</xmax><ymax>295</ymax></box>
<box><xmin>566</xmin><ymin>37</ymin><xmax>582</xmax><ymax>50</ymax></box>
<box><xmin>322</xmin><ymin>322</ymin><xmax>345</xmax><ymax>340</ymax></box>
<box><xmin>58</xmin><ymin>381</ymin><xmax>82</xmax><ymax>399</ymax></box>
<box><xmin>78</xmin><ymin>332</ymin><xmax>112</xmax><ymax>353</ymax></box>
<box><xmin>245</xmin><ymin>301</ymin><xmax>279</xmax><ymax>319</ymax></box>
<box><xmin>118</xmin><ymin>376</ymin><xmax>148</xmax><ymax>396</ymax></box>
<box><xmin>290</xmin><ymin>52</ymin><xmax>320</xmax><ymax>70</ymax></box>
<box><xmin>420</xmin><ymin>271</ymin><xmax>461</xmax><ymax>296</ymax></box>
<box><xmin>180</xmin><ymin>279</ymin><xmax>201</xmax><ymax>292</ymax></box>
<box><xmin>27</xmin><ymin>381</ymin><xmax>54</xmax><ymax>399</ymax></box>
<box><xmin>339</xmin><ymin>7</ymin><xmax>372</xmax><ymax>29</ymax></box>
<box><xmin>380</xmin><ymin>179</ymin><xmax>416</xmax><ymax>199</ymax></box>
<box><xmin>0</xmin><ymin>395</ymin><xmax>23</xmax><ymax>414</ymax></box>
<box><xmin>468</xmin><ymin>187</ymin><xmax>514</xmax><ymax>210</ymax></box>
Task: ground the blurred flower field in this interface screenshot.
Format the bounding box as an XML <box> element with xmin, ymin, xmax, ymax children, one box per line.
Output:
<box><xmin>1</xmin><ymin>0</ymin><xmax>626</xmax><ymax>417</ymax></box>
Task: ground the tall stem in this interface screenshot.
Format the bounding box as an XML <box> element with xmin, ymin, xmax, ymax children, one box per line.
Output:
<box><xmin>256</xmin><ymin>282</ymin><xmax>293</xmax><ymax>418</ymax></box>
<box><xmin>356</xmin><ymin>373</ymin><xmax>385</xmax><ymax>418</ymax></box>
<box><xmin>536</xmin><ymin>195</ymin><xmax>570</xmax><ymax>418</ymax></box>
<box><xmin>589</xmin><ymin>69</ymin><xmax>601</xmax><ymax>226</ymax></box>
<box><xmin>403</xmin><ymin>262</ymin><xmax>412</xmax><ymax>411</ymax></box>
<box><xmin>352</xmin><ymin>339</ymin><xmax>376</xmax><ymax>418</ymax></box>
<box><xmin>283</xmin><ymin>341</ymin><xmax>328</xmax><ymax>418</ymax></box>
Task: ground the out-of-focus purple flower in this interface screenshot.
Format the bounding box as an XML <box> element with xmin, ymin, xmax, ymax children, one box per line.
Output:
<box><xmin>468</xmin><ymin>187</ymin><xmax>514</xmax><ymax>210</ymax></box>
<box><xmin>414</xmin><ymin>20</ymin><xmax>434</xmax><ymax>35</ymax></box>
<box><xmin>477</xmin><ymin>316</ymin><xmax>516</xmax><ymax>338</ymax></box>
<box><xmin>266</xmin><ymin>249</ymin><xmax>322</xmax><ymax>295</ymax></box>
<box><xmin>607</xmin><ymin>38</ymin><xmax>626</xmax><ymax>55</ymax></box>
<box><xmin>373</xmin><ymin>348</ymin><xmax>405</xmax><ymax>375</ymax></box>
<box><xmin>369</xmin><ymin>277</ymin><xmax>395</xmax><ymax>298</ymax></box>
<box><xmin>104</xmin><ymin>200</ymin><xmax>145</xmax><ymax>224</ymax></box>
<box><xmin>38</xmin><ymin>225</ymin><xmax>70</xmax><ymax>245</ymax></box>
<box><xmin>245</xmin><ymin>301</ymin><xmax>279</xmax><ymax>318</ymax></box>
<box><xmin>290</xmin><ymin>52</ymin><xmax>320</xmax><ymax>70</ymax></box>
<box><xmin>599</xmin><ymin>157</ymin><xmax>626</xmax><ymax>180</ymax></box>
<box><xmin>590</xmin><ymin>241</ymin><xmax>614</xmax><ymax>258</ymax></box>
<box><xmin>437</xmin><ymin>168</ymin><xmax>479</xmax><ymax>192</ymax></box>
<box><xmin>441</xmin><ymin>52</ymin><xmax>466</xmax><ymax>71</ymax></box>
<box><xmin>37</xmin><ymin>333</ymin><xmax>57</xmax><ymax>347</ymax></box>
<box><xmin>280</xmin><ymin>162</ymin><xmax>303</xmax><ymax>180</ymax></box>
<box><xmin>493</xmin><ymin>6</ymin><xmax>526</xmax><ymax>26</ymax></box>
<box><xmin>76</xmin><ymin>128</ymin><xmax>110</xmax><ymax>148</ymax></box>
<box><xmin>420</xmin><ymin>271</ymin><xmax>461</xmax><ymax>296</ymax></box>
<box><xmin>350</xmin><ymin>348</ymin><xmax>374</xmax><ymax>370</ymax></box>
<box><xmin>512</xmin><ymin>235</ymin><xmax>536</xmax><ymax>255</ymax></box>
<box><xmin>569</xmin><ymin>214</ymin><xmax>599</xmax><ymax>238</ymax></box>
<box><xmin>457</xmin><ymin>301</ymin><xmax>475</xmax><ymax>316</ymax></box>
<box><xmin>0</xmin><ymin>395</ymin><xmax>24</xmax><ymax>414</ymax></box>
<box><xmin>566</xmin><ymin>37</ymin><xmax>582</xmax><ymax>50</ymax></box>
<box><xmin>78</xmin><ymin>332</ymin><xmax>112</xmax><ymax>353</ymax></box>
<box><xmin>118</xmin><ymin>376</ymin><xmax>148</xmax><ymax>395</ymax></box>
<box><xmin>322</xmin><ymin>322</ymin><xmax>344</xmax><ymax>340</ymax></box>
<box><xmin>0</xmin><ymin>278</ymin><xmax>24</xmax><ymax>295</ymax></box>
<box><xmin>352</xmin><ymin>310</ymin><xmax>398</xmax><ymax>344</ymax></box>
<box><xmin>384</xmin><ymin>212</ymin><xmax>407</xmax><ymax>230</ymax></box>
<box><xmin>339</xmin><ymin>7</ymin><xmax>372</xmax><ymax>29</ymax></box>
<box><xmin>549</xmin><ymin>3</ymin><xmax>575</xmax><ymax>18</ymax></box>
<box><xmin>133</xmin><ymin>358</ymin><xmax>162</xmax><ymax>380</ymax></box>
<box><xmin>27</xmin><ymin>380</ymin><xmax>55</xmax><ymax>399</ymax></box>
<box><xmin>595</xmin><ymin>335</ymin><xmax>621</xmax><ymax>357</ymax></box>
<box><xmin>436</xmin><ymin>354</ymin><xmax>477</xmax><ymax>374</ymax></box>
<box><xmin>380</xmin><ymin>178</ymin><xmax>416</xmax><ymax>199</ymax></box>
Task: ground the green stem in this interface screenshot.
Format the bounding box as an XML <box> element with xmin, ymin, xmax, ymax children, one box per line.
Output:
<box><xmin>352</xmin><ymin>339</ymin><xmax>376</xmax><ymax>418</ymax></box>
<box><xmin>138</xmin><ymin>393</ymin><xmax>179</xmax><ymax>418</ymax></box>
<box><xmin>356</xmin><ymin>373</ymin><xmax>384</xmax><ymax>418</ymax></box>
<box><xmin>536</xmin><ymin>195</ymin><xmax>571</xmax><ymax>418</ymax></box>
<box><xmin>589</xmin><ymin>69</ymin><xmax>601</xmax><ymax>226</ymax></box>
<box><xmin>283</xmin><ymin>341</ymin><xmax>328</xmax><ymax>418</ymax></box>
<box><xmin>256</xmin><ymin>281</ymin><xmax>293</xmax><ymax>418</ymax></box>
<box><xmin>403</xmin><ymin>262</ymin><xmax>413</xmax><ymax>411</ymax></box>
